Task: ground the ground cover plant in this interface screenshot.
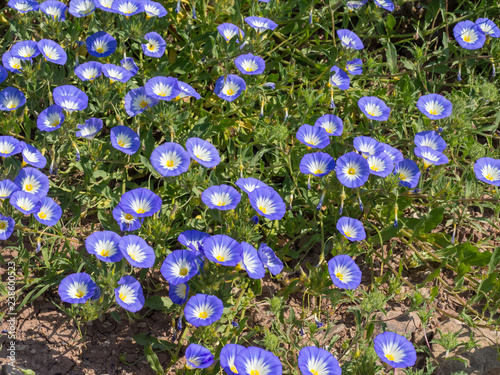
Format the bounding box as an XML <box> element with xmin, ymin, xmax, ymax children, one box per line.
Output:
<box><xmin>0</xmin><ymin>0</ymin><xmax>499</xmax><ymax>373</ymax></box>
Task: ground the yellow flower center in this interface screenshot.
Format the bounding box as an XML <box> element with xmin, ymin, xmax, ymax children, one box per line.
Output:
<box><xmin>118</xmin><ymin>140</ymin><xmax>125</xmax><ymax>147</ymax></box>
<box><xmin>0</xmin><ymin>222</ymin><xmax>6</xmax><ymax>230</ymax></box>
<box><xmin>7</xmin><ymin>103</ymin><xmax>15</xmax><ymax>109</ymax></box>
<box><xmin>371</xmin><ymin>165</ymin><xmax>378</xmax><ymax>171</ymax></box>
<box><xmin>250</xmin><ymin>371</ymin><xmax>259</xmax><ymax>375</ymax></box>
<box><xmin>216</xmin><ymin>255</ymin><xmax>225</xmax><ymax>262</ymax></box>
<box><xmin>25</xmin><ymin>184</ymin><xmax>33</xmax><ymax>191</ymax></box>
<box><xmin>344</xmin><ymin>231</ymin><xmax>351</xmax><ymax>237</ymax></box>
<box><xmin>463</xmin><ymin>35</ymin><xmax>471</xmax><ymax>42</ymax></box>
<box><xmin>96</xmin><ymin>47</ymin><xmax>104</xmax><ymax>53</ymax></box>
<box><xmin>124</xmin><ymin>213</ymin><xmax>134</xmax><ymax>220</ymax></box>
<box><xmin>13</xmin><ymin>64</ymin><xmax>20</xmax><ymax>69</ymax></box>
<box><xmin>217</xmin><ymin>201</ymin><xmax>226</xmax><ymax>206</ymax></box>
<box><xmin>76</xmin><ymin>289</ymin><xmax>85</xmax><ymax>298</ymax></box>
<box><xmin>136</xmin><ymin>208</ymin><xmax>145</xmax><ymax>214</ymax></box>
<box><xmin>367</xmin><ymin>111</ymin><xmax>374</xmax><ymax>116</ymax></box>
<box><xmin>119</xmin><ymin>292</ymin><xmax>127</xmax><ymax>301</ymax></box>
<box><xmin>147</xmin><ymin>44</ymin><xmax>155</xmax><ymax>51</ymax></box>
<box><xmin>199</xmin><ymin>311</ymin><xmax>208</xmax><ymax>319</ymax></box>
<box><xmin>130</xmin><ymin>253</ymin><xmax>136</xmax><ymax>260</ymax></box>
<box><xmin>246</xmin><ymin>67</ymin><xmax>253</xmax><ymax>72</ymax></box>
<box><xmin>398</xmin><ymin>173</ymin><xmax>406</xmax><ymax>181</ymax></box>
<box><xmin>158</xmin><ymin>91</ymin><xmax>167</xmax><ymax>97</ymax></box>
<box><xmin>485</xmin><ymin>174</ymin><xmax>494</xmax><ymax>181</ymax></box>
<box><xmin>347</xmin><ymin>168</ymin><xmax>356</xmax><ymax>175</ymax></box>
<box><xmin>311</xmin><ymin>370</ymin><xmax>319</xmax><ymax>375</ymax></box>
<box><xmin>179</xmin><ymin>268</ymin><xmax>188</xmax><ymax>276</ymax></box>
<box><xmin>51</xmin><ymin>120</ymin><xmax>59</xmax><ymax>127</ymax></box>
<box><xmin>336</xmin><ymin>272</ymin><xmax>344</xmax><ymax>280</ymax></box>
<box><xmin>139</xmin><ymin>100</ymin><xmax>148</xmax><ymax>108</ymax></box>
<box><xmin>166</xmin><ymin>160</ymin><xmax>174</xmax><ymax>167</ymax></box>
<box><xmin>429</xmin><ymin>109</ymin><xmax>437</xmax><ymax>115</ymax></box>
<box><xmin>259</xmin><ymin>206</ymin><xmax>266</xmax><ymax>213</ymax></box>
<box><xmin>38</xmin><ymin>212</ymin><xmax>47</xmax><ymax>219</ymax></box>
<box><xmin>227</xmin><ymin>89</ymin><xmax>234</xmax><ymax>95</ymax></box>
<box><xmin>386</xmin><ymin>353</ymin><xmax>395</xmax><ymax>361</ymax></box>
<box><xmin>101</xmin><ymin>249</ymin><xmax>110</xmax><ymax>257</ymax></box>
<box><xmin>231</xmin><ymin>366</ymin><xmax>238</xmax><ymax>373</ymax></box>
<box><xmin>314</xmin><ymin>169</ymin><xmax>322</xmax><ymax>175</ymax></box>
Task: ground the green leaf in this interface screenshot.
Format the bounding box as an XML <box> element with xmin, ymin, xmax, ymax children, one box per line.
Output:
<box><xmin>145</xmin><ymin>296</ymin><xmax>173</xmax><ymax>311</ymax></box>
<box><xmin>488</xmin><ymin>247</ymin><xmax>500</xmax><ymax>274</ymax></box>
<box><xmin>386</xmin><ymin>14</ymin><xmax>396</xmax><ymax>31</ymax></box>
<box><xmin>144</xmin><ymin>345</ymin><xmax>164</xmax><ymax>375</ymax></box>
<box><xmin>386</xmin><ymin>42</ymin><xmax>397</xmax><ymax>74</ymax></box>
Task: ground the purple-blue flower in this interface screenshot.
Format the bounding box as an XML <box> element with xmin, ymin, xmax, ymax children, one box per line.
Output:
<box><xmin>10</xmin><ymin>191</ymin><xmax>41</xmax><ymax>214</ymax></box>
<box><xmin>257</xmin><ymin>243</ymin><xmax>283</xmax><ymax>275</ymax></box>
<box><xmin>76</xmin><ymin>118</ymin><xmax>103</xmax><ymax>139</ymax></box>
<box><xmin>75</xmin><ymin>61</ymin><xmax>103</xmax><ymax>81</ymax></box>
<box><xmin>298</xmin><ymin>346</ymin><xmax>342</xmax><ymax>375</ymax></box>
<box><xmin>235</xmin><ymin>177</ymin><xmax>268</xmax><ymax>194</ymax></box>
<box><xmin>170</xmin><ymin>283</ymin><xmax>189</xmax><ymax>305</ymax></box>
<box><xmin>0</xmin><ymin>179</ymin><xmax>20</xmax><ymax>199</ymax></box>
<box><xmin>143</xmin><ymin>0</ymin><xmax>167</xmax><ymax>17</ymax></box>
<box><xmin>358</xmin><ymin>96</ymin><xmax>391</xmax><ymax>121</ymax></box>
<box><xmin>124</xmin><ymin>87</ymin><xmax>159</xmax><ymax>117</ymax></box>
<box><xmin>203</xmin><ymin>234</ymin><xmax>242</xmax><ymax>266</ymax></box>
<box><xmin>367</xmin><ymin>153</ymin><xmax>394</xmax><ymax>177</ymax></box>
<box><xmin>53</xmin><ymin>85</ymin><xmax>88</xmax><ymax>112</ymax></box>
<box><xmin>14</xmin><ymin>167</ymin><xmax>50</xmax><ymax>197</ymax></box>
<box><xmin>20</xmin><ymin>142</ymin><xmax>47</xmax><ymax>169</ymax></box>
<box><xmin>234</xmin><ymin>347</ymin><xmax>282</xmax><ymax>375</ymax></box>
<box><xmin>110</xmin><ymin>126</ymin><xmax>140</xmax><ymax>155</ymax></box>
<box><xmin>34</xmin><ymin>197</ymin><xmax>62</xmax><ymax>226</ymax></box>
<box><xmin>394</xmin><ymin>159</ymin><xmax>421</xmax><ymax>188</ymax></box>
<box><xmin>474</xmin><ymin>157</ymin><xmax>500</xmax><ymax>186</ymax></box>
<box><xmin>12</xmin><ymin>41</ymin><xmax>40</xmax><ymax>60</ymax></box>
<box><xmin>476</xmin><ymin>18</ymin><xmax>500</xmax><ymax>38</ymax></box>
<box><xmin>416</xmin><ymin>94</ymin><xmax>452</xmax><ymax>120</ymax></box>
<box><xmin>112</xmin><ymin>0</ymin><xmax>144</xmax><ymax>16</ymax></box>
<box><xmin>0</xmin><ymin>136</ymin><xmax>22</xmax><ymax>157</ymax></box>
<box><xmin>0</xmin><ymin>214</ymin><xmax>15</xmax><ymax>241</ymax></box>
<box><xmin>214</xmin><ymin>74</ymin><xmax>246</xmax><ymax>102</ymax></box>
<box><xmin>112</xmin><ymin>203</ymin><xmax>142</xmax><ymax>232</ymax></box>
<box><xmin>115</xmin><ymin>275</ymin><xmax>145</xmax><ymax>313</ymax></box>
<box><xmin>217</xmin><ymin>23</ymin><xmax>244</xmax><ymax>43</ymax></box>
<box><xmin>0</xmin><ymin>87</ymin><xmax>26</xmax><ymax>111</ymax></box>
<box><xmin>374</xmin><ymin>0</ymin><xmax>394</xmax><ymax>11</ymax></box>
<box><xmin>453</xmin><ymin>20</ymin><xmax>486</xmax><ymax>50</ymax></box>
<box><xmin>142</xmin><ymin>32</ymin><xmax>166</xmax><ymax>58</ymax></box>
<box><xmin>414</xmin><ymin>131</ymin><xmax>447</xmax><ymax>152</ymax></box>
<box><xmin>38</xmin><ymin>39</ymin><xmax>67</xmax><ymax>65</ymax></box>
<box><xmin>374</xmin><ymin>331</ymin><xmax>417</xmax><ymax>368</ymax></box>
<box><xmin>150</xmin><ymin>142</ymin><xmax>191</xmax><ymax>177</ymax></box>
<box><xmin>184</xmin><ymin>294</ymin><xmax>224</xmax><ymax>327</ymax></box>
<box><xmin>329</xmin><ymin>66</ymin><xmax>350</xmax><ymax>90</ymax></box>
<box><xmin>178</xmin><ymin>230</ymin><xmax>210</xmax><ymax>252</ymax></box>
<box><xmin>353</xmin><ymin>136</ymin><xmax>385</xmax><ymax>158</ymax></box>
<box><xmin>336</xmin><ymin>151</ymin><xmax>370</xmax><ymax>188</ymax></box>
<box><xmin>248</xmin><ymin>186</ymin><xmax>286</xmax><ymax>221</ymax></box>
<box><xmin>8</xmin><ymin>0</ymin><xmax>39</xmax><ymax>13</ymax></box>
<box><xmin>86</xmin><ymin>231</ymin><xmax>123</xmax><ymax>262</ymax></box>
<box><xmin>346</xmin><ymin>58</ymin><xmax>363</xmax><ymax>75</ymax></box>
<box><xmin>220</xmin><ymin>344</ymin><xmax>246</xmax><ymax>375</ymax></box>
<box><xmin>119</xmin><ymin>235</ymin><xmax>155</xmax><ymax>268</ymax></box>
<box><xmin>102</xmin><ymin>64</ymin><xmax>133</xmax><ymax>83</ymax></box>
<box><xmin>69</xmin><ymin>0</ymin><xmax>96</xmax><ymax>17</ymax></box>
<box><xmin>299</xmin><ymin>152</ymin><xmax>336</xmax><ymax>177</ymax></box>
<box><xmin>40</xmin><ymin>0</ymin><xmax>68</xmax><ymax>20</ymax></box>
<box><xmin>336</xmin><ymin>216</ymin><xmax>366</xmax><ymax>242</ymax></box>
<box><xmin>202</xmin><ymin>185</ymin><xmax>241</xmax><ymax>210</ymax></box>
<box><xmin>161</xmin><ymin>249</ymin><xmax>200</xmax><ymax>285</ymax></box>
<box><xmin>37</xmin><ymin>105</ymin><xmax>65</xmax><ymax>132</ymax></box>
<box><xmin>58</xmin><ymin>273</ymin><xmax>97</xmax><ymax>304</ymax></box>
<box><xmin>244</xmin><ymin>16</ymin><xmax>278</xmax><ymax>33</ymax></box>
<box><xmin>414</xmin><ymin>146</ymin><xmax>449</xmax><ymax>168</ymax></box>
<box><xmin>186</xmin><ymin>137</ymin><xmax>220</xmax><ymax>168</ymax></box>
<box><xmin>328</xmin><ymin>254</ymin><xmax>362</xmax><ymax>289</ymax></box>
<box><xmin>185</xmin><ymin>344</ymin><xmax>214</xmax><ymax>369</ymax></box>
<box><xmin>87</xmin><ymin>32</ymin><xmax>117</xmax><ymax>58</ymax></box>
<box><xmin>145</xmin><ymin>77</ymin><xmax>181</xmax><ymax>101</ymax></box>
<box><xmin>120</xmin><ymin>188</ymin><xmax>162</xmax><ymax>218</ymax></box>
<box><xmin>235</xmin><ymin>53</ymin><xmax>265</xmax><ymax>75</ymax></box>
<box><xmin>337</xmin><ymin>29</ymin><xmax>364</xmax><ymax>50</ymax></box>
<box><xmin>296</xmin><ymin>124</ymin><xmax>330</xmax><ymax>149</ymax></box>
